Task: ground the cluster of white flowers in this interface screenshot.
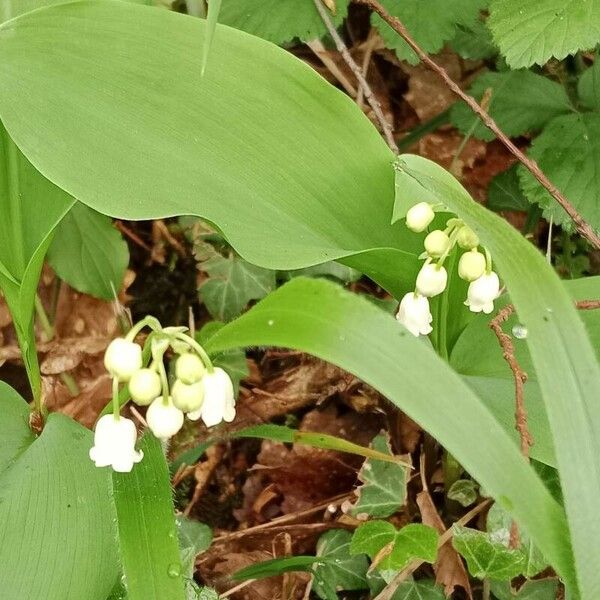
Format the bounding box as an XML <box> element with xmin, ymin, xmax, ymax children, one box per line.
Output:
<box><xmin>89</xmin><ymin>317</ymin><xmax>235</xmax><ymax>472</ymax></box>
<box><xmin>396</xmin><ymin>202</ymin><xmax>501</xmax><ymax>337</ymax></box>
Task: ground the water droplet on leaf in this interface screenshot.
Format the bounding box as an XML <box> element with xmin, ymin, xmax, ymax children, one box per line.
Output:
<box><xmin>511</xmin><ymin>324</ymin><xmax>528</xmax><ymax>339</ymax></box>
<box><xmin>167</xmin><ymin>563</ymin><xmax>181</xmax><ymax>578</ymax></box>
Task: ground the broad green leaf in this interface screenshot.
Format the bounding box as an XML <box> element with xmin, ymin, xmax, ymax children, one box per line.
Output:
<box><xmin>0</xmin><ymin>0</ymin><xmax>421</xmax><ymax>299</ymax></box>
<box><xmin>203</xmin><ymin>277</ymin><xmax>571</xmax><ymax>585</ymax></box>
<box><xmin>282</xmin><ymin>261</ymin><xmax>362</xmax><ymax>284</ymax></box>
<box><xmin>199</xmin><ymin>254</ymin><xmax>276</xmax><ymax>321</ymax></box>
<box><xmin>450</xmin><ymin>19</ymin><xmax>497</xmax><ymax>60</ymax></box>
<box><xmin>0</xmin><ymin>0</ymin><xmax>65</xmax><ymax>22</ymax></box>
<box><xmin>447</xmin><ymin>479</ymin><xmax>479</xmax><ymax>506</ymax></box>
<box><xmin>0</xmin><ymin>382</ymin><xmax>118</xmax><ymax>599</ymax></box>
<box><xmin>487</xmin><ymin>165</ymin><xmax>530</xmax><ymax>212</ymax></box>
<box><xmin>219</xmin><ymin>0</ymin><xmax>350</xmax><ymax>45</ymax></box>
<box><xmin>351</xmin><ymin>520</ymin><xmax>398</xmax><ymax>558</ymax></box>
<box><xmin>47</xmin><ymin>201</ymin><xmax>129</xmax><ymax>300</ymax></box>
<box><xmin>395</xmin><ymin>154</ymin><xmax>600</xmax><ymax>597</ymax></box>
<box><xmin>350</xmin><ymin>433</ymin><xmax>410</xmax><ymax>518</ymax></box>
<box><xmin>0</xmin><ymin>120</ymin><xmax>73</xmax><ymax>399</ymax></box>
<box><xmin>313</xmin><ymin>529</ymin><xmax>369</xmax><ymax>600</ymax></box>
<box><xmin>519</xmin><ymin>113</ymin><xmax>600</xmax><ymax>233</ymax></box>
<box><xmin>489</xmin><ymin>0</ymin><xmax>600</xmax><ymax>68</ymax></box>
<box><xmin>112</xmin><ymin>434</ymin><xmax>186</xmax><ymax>600</ymax></box>
<box><xmin>491</xmin><ymin>579</ymin><xmax>559</xmax><ymax>600</ymax></box>
<box><xmin>450</xmin><ymin>70</ymin><xmax>572</xmax><ymax>142</ymax></box>
<box><xmin>372</xmin><ymin>0</ymin><xmax>487</xmax><ymax>64</ymax></box>
<box><xmin>391</xmin><ymin>580</ymin><xmax>446</xmax><ymax>600</ymax></box>
<box><xmin>452</xmin><ymin>525</ymin><xmax>526</xmax><ymax>580</ymax></box>
<box><xmin>487</xmin><ymin>504</ymin><xmax>548</xmax><ymax>577</ymax></box>
<box><xmin>578</xmin><ymin>57</ymin><xmax>600</xmax><ymax>110</ymax></box>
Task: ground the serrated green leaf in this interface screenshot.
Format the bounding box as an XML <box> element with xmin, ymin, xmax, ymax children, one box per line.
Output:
<box><xmin>491</xmin><ymin>578</ymin><xmax>559</xmax><ymax>600</ymax></box>
<box><xmin>489</xmin><ymin>0</ymin><xmax>600</xmax><ymax>68</ymax></box>
<box><xmin>378</xmin><ymin>524</ymin><xmax>439</xmax><ymax>572</ymax></box>
<box><xmin>219</xmin><ymin>0</ymin><xmax>350</xmax><ymax>45</ymax></box>
<box><xmin>392</xmin><ymin>580</ymin><xmax>447</xmax><ymax>600</ymax></box>
<box><xmin>0</xmin><ymin>382</ymin><xmax>118</xmax><ymax>600</ymax></box>
<box><xmin>450</xmin><ymin>70</ymin><xmax>572</xmax><ymax>142</ymax></box>
<box><xmin>351</xmin><ymin>434</ymin><xmax>410</xmax><ymax>518</ymax></box>
<box><xmin>313</xmin><ymin>529</ymin><xmax>369</xmax><ymax>600</ymax></box>
<box><xmin>112</xmin><ymin>434</ymin><xmax>186</xmax><ymax>600</ymax></box>
<box><xmin>176</xmin><ymin>515</ymin><xmax>213</xmax><ymax>577</ymax></box>
<box><xmin>196</xmin><ymin>588</ymin><xmax>219</xmax><ymax>600</ymax></box>
<box><xmin>518</xmin><ymin>112</ymin><xmax>600</xmax><ymax>233</ymax></box>
<box><xmin>447</xmin><ymin>479</ymin><xmax>479</xmax><ymax>507</ymax></box>
<box><xmin>450</xmin><ymin>18</ymin><xmax>497</xmax><ymax>60</ymax></box>
<box><xmin>452</xmin><ymin>525</ymin><xmax>526</xmax><ymax>580</ymax></box>
<box><xmin>47</xmin><ymin>201</ymin><xmax>129</xmax><ymax>300</ymax></box>
<box><xmin>578</xmin><ymin>57</ymin><xmax>600</xmax><ymax>110</ymax></box>
<box><xmin>487</xmin><ymin>165</ymin><xmax>530</xmax><ymax>212</ymax></box>
<box><xmin>199</xmin><ymin>254</ymin><xmax>276</xmax><ymax>321</ymax></box>
<box><xmin>372</xmin><ymin>0</ymin><xmax>487</xmax><ymax>64</ymax></box>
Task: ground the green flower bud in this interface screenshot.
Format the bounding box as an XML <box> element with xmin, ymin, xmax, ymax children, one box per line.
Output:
<box><xmin>458</xmin><ymin>250</ymin><xmax>486</xmax><ymax>282</ymax></box>
<box><xmin>457</xmin><ymin>226</ymin><xmax>479</xmax><ymax>250</ymax></box>
<box><xmin>172</xmin><ymin>379</ymin><xmax>205</xmax><ymax>412</ymax></box>
<box><xmin>424</xmin><ymin>230</ymin><xmax>451</xmax><ymax>257</ymax></box>
<box><xmin>405</xmin><ymin>202</ymin><xmax>435</xmax><ymax>233</ymax></box>
<box><xmin>175</xmin><ymin>353</ymin><xmax>206</xmax><ymax>385</ymax></box>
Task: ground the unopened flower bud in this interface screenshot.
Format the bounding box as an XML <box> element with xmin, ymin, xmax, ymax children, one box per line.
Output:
<box><xmin>396</xmin><ymin>293</ymin><xmax>433</xmax><ymax>337</ymax></box>
<box><xmin>457</xmin><ymin>226</ymin><xmax>479</xmax><ymax>250</ymax></box>
<box><xmin>424</xmin><ymin>230</ymin><xmax>451</xmax><ymax>258</ymax></box>
<box><xmin>129</xmin><ymin>368</ymin><xmax>162</xmax><ymax>406</ymax></box>
<box><xmin>406</xmin><ymin>202</ymin><xmax>435</xmax><ymax>233</ymax></box>
<box><xmin>458</xmin><ymin>250</ymin><xmax>486</xmax><ymax>282</ymax></box>
<box><xmin>146</xmin><ymin>396</ymin><xmax>184</xmax><ymax>440</ymax></box>
<box><xmin>172</xmin><ymin>379</ymin><xmax>204</xmax><ymax>412</ymax></box>
<box><xmin>175</xmin><ymin>353</ymin><xmax>206</xmax><ymax>385</ymax></box>
<box><xmin>465</xmin><ymin>272</ymin><xmax>501</xmax><ymax>314</ymax></box>
<box><xmin>187</xmin><ymin>367</ymin><xmax>235</xmax><ymax>427</ymax></box>
<box><xmin>89</xmin><ymin>414</ymin><xmax>143</xmax><ymax>472</ymax></box>
<box><xmin>416</xmin><ymin>263</ymin><xmax>448</xmax><ymax>297</ymax></box>
<box><xmin>104</xmin><ymin>338</ymin><xmax>143</xmax><ymax>382</ymax></box>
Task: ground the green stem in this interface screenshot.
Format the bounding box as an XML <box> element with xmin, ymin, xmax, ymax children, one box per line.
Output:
<box><xmin>35</xmin><ymin>294</ymin><xmax>54</xmax><ymax>341</ymax></box>
<box><xmin>157</xmin><ymin>359</ymin><xmax>170</xmax><ymax>405</ymax></box>
<box><xmin>60</xmin><ymin>372</ymin><xmax>79</xmax><ymax>397</ymax></box>
<box><xmin>125</xmin><ymin>315</ymin><xmax>162</xmax><ymax>342</ymax></box>
<box><xmin>173</xmin><ymin>332</ymin><xmax>214</xmax><ymax>373</ymax></box>
<box><xmin>15</xmin><ymin>319</ymin><xmax>43</xmax><ymax>414</ymax></box>
<box><xmin>112</xmin><ymin>377</ymin><xmax>121</xmax><ymax>419</ymax></box>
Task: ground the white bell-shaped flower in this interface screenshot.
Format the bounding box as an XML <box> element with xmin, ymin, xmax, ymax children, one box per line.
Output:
<box><xmin>172</xmin><ymin>379</ymin><xmax>204</xmax><ymax>412</ymax></box>
<box><xmin>458</xmin><ymin>250</ymin><xmax>486</xmax><ymax>282</ymax></box>
<box><xmin>465</xmin><ymin>272</ymin><xmax>501</xmax><ymax>314</ymax></box>
<box><xmin>406</xmin><ymin>202</ymin><xmax>435</xmax><ymax>233</ymax></box>
<box><xmin>396</xmin><ymin>292</ymin><xmax>433</xmax><ymax>337</ymax></box>
<box><xmin>416</xmin><ymin>263</ymin><xmax>448</xmax><ymax>297</ymax></box>
<box><xmin>175</xmin><ymin>353</ymin><xmax>206</xmax><ymax>385</ymax></box>
<box><xmin>129</xmin><ymin>368</ymin><xmax>162</xmax><ymax>406</ymax></box>
<box><xmin>89</xmin><ymin>414</ymin><xmax>143</xmax><ymax>472</ymax></box>
<box><xmin>424</xmin><ymin>230</ymin><xmax>450</xmax><ymax>258</ymax></box>
<box><xmin>146</xmin><ymin>396</ymin><xmax>184</xmax><ymax>440</ymax></box>
<box><xmin>187</xmin><ymin>367</ymin><xmax>235</xmax><ymax>427</ymax></box>
<box><xmin>104</xmin><ymin>338</ymin><xmax>142</xmax><ymax>382</ymax></box>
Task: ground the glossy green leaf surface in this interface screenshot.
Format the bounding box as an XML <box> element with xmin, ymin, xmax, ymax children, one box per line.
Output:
<box><xmin>0</xmin><ymin>0</ymin><xmax>421</xmax><ymax>298</ymax></box>
<box><xmin>0</xmin><ymin>381</ymin><xmax>117</xmax><ymax>600</ymax></box>
<box><xmin>112</xmin><ymin>433</ymin><xmax>186</xmax><ymax>600</ymax></box>
<box><xmin>395</xmin><ymin>153</ymin><xmax>600</xmax><ymax>598</ymax></box>
<box><xmin>204</xmin><ymin>277</ymin><xmax>570</xmax><ymax>584</ymax></box>
<box><xmin>48</xmin><ymin>202</ymin><xmax>128</xmax><ymax>300</ymax></box>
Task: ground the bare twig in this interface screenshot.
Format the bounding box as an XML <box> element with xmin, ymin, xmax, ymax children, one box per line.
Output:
<box><xmin>354</xmin><ymin>0</ymin><xmax>600</xmax><ymax>250</ymax></box>
<box><xmin>306</xmin><ymin>39</ymin><xmax>358</xmax><ymax>97</ymax></box>
<box><xmin>356</xmin><ymin>29</ymin><xmax>378</xmax><ymax>107</ymax></box>
<box><xmin>374</xmin><ymin>499</ymin><xmax>492</xmax><ymax>600</ymax></box>
<box><xmin>313</xmin><ymin>0</ymin><xmax>399</xmax><ymax>153</ymax></box>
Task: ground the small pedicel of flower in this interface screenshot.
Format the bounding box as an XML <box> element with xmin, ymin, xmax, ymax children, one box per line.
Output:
<box><xmin>465</xmin><ymin>272</ymin><xmax>501</xmax><ymax>314</ymax></box>
<box><xmin>458</xmin><ymin>249</ymin><xmax>486</xmax><ymax>282</ymax></box>
<box><xmin>89</xmin><ymin>414</ymin><xmax>143</xmax><ymax>473</ymax></box>
<box><xmin>424</xmin><ymin>229</ymin><xmax>451</xmax><ymax>258</ymax></box>
<box><xmin>146</xmin><ymin>396</ymin><xmax>184</xmax><ymax>440</ymax></box>
<box><xmin>175</xmin><ymin>352</ymin><xmax>206</xmax><ymax>384</ymax></box>
<box><xmin>172</xmin><ymin>379</ymin><xmax>204</xmax><ymax>412</ymax></box>
<box><xmin>405</xmin><ymin>202</ymin><xmax>435</xmax><ymax>233</ymax></box>
<box><xmin>456</xmin><ymin>225</ymin><xmax>479</xmax><ymax>250</ymax></box>
<box><xmin>396</xmin><ymin>292</ymin><xmax>433</xmax><ymax>337</ymax></box>
<box><xmin>192</xmin><ymin>367</ymin><xmax>236</xmax><ymax>428</ymax></box>
<box><xmin>129</xmin><ymin>368</ymin><xmax>162</xmax><ymax>406</ymax></box>
<box><xmin>104</xmin><ymin>338</ymin><xmax>143</xmax><ymax>382</ymax></box>
<box><xmin>415</xmin><ymin>262</ymin><xmax>448</xmax><ymax>297</ymax></box>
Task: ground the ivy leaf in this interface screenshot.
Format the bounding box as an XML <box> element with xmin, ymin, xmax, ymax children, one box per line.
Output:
<box><xmin>486</xmin><ymin>504</ymin><xmax>548</xmax><ymax>577</ymax></box>
<box><xmin>490</xmin><ymin>578</ymin><xmax>559</xmax><ymax>600</ymax></box>
<box><xmin>350</xmin><ymin>434</ymin><xmax>411</xmax><ymax>518</ymax></box>
<box><xmin>489</xmin><ymin>0</ymin><xmax>600</xmax><ymax>68</ymax></box>
<box><xmin>219</xmin><ymin>0</ymin><xmax>350</xmax><ymax>45</ymax></box>
<box><xmin>450</xmin><ymin>70</ymin><xmax>572</xmax><ymax>142</ymax></box>
<box><xmin>372</xmin><ymin>0</ymin><xmax>487</xmax><ymax>64</ymax></box>
<box><xmin>578</xmin><ymin>57</ymin><xmax>600</xmax><ymax>110</ymax></box>
<box><xmin>447</xmin><ymin>479</ymin><xmax>479</xmax><ymax>507</ymax></box>
<box><xmin>350</xmin><ymin>520</ymin><xmax>397</xmax><ymax>558</ymax></box>
<box><xmin>452</xmin><ymin>525</ymin><xmax>526</xmax><ymax>580</ymax></box>
<box><xmin>313</xmin><ymin>530</ymin><xmax>369</xmax><ymax>600</ymax></box>
<box><xmin>199</xmin><ymin>254</ymin><xmax>276</xmax><ymax>321</ymax></box>
<box><xmin>47</xmin><ymin>202</ymin><xmax>129</xmax><ymax>300</ymax></box>
<box><xmin>392</xmin><ymin>580</ymin><xmax>447</xmax><ymax>600</ymax></box>
<box><xmin>487</xmin><ymin>165</ymin><xmax>530</xmax><ymax>213</ymax></box>
<box><xmin>518</xmin><ymin>112</ymin><xmax>600</xmax><ymax>233</ymax></box>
